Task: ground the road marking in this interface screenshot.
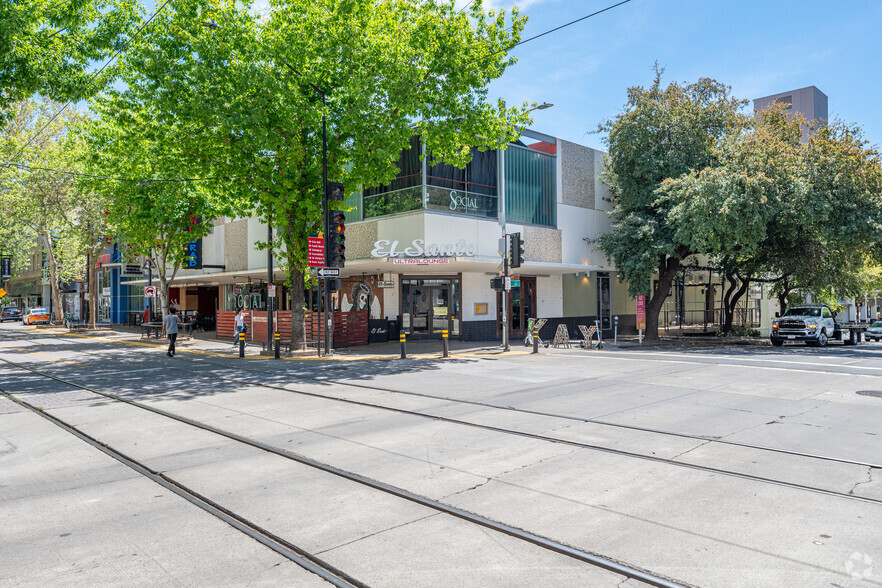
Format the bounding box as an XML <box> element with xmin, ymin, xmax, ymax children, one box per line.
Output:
<box><xmin>0</xmin><ymin>343</ymin><xmax>88</xmax><ymax>367</ymax></box>
<box><xmin>585</xmin><ymin>350</ymin><xmax>882</xmax><ymax>378</ymax></box>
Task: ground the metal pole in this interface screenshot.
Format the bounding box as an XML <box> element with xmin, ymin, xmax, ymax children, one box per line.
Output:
<box><xmin>239</xmin><ymin>331</ymin><xmax>245</xmax><ymax>358</ymax></box>
<box><xmin>148</xmin><ymin>259</ymin><xmax>153</xmax><ymax>320</ymax></box>
<box><xmin>532</xmin><ymin>328</ymin><xmax>539</xmax><ymax>354</ymax></box>
<box><xmin>442</xmin><ymin>329</ymin><xmax>449</xmax><ymax>358</ymax></box>
<box><xmin>267</xmin><ymin>224</ymin><xmax>273</xmax><ymax>353</ymax></box>
<box><xmin>274</xmin><ymin>332</ymin><xmax>280</xmax><ymax>359</ymax></box>
<box><xmin>400</xmin><ymin>330</ymin><xmax>406</xmax><ymax>359</ymax></box>
<box><xmin>502</xmin><ymin>235</ymin><xmax>509</xmax><ymax>352</ymax></box>
<box><xmin>317</xmin><ymin>277</ymin><xmax>323</xmax><ymax>358</ymax></box>
<box><xmin>321</xmin><ymin>94</ymin><xmax>331</xmax><ymax>356</ymax></box>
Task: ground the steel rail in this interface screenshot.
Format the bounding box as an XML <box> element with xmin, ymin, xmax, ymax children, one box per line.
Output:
<box><xmin>0</xmin><ymin>355</ymin><xmax>689</xmax><ymax>588</ymax></box>
<box><xmin>3</xmin><ymin>352</ymin><xmax>881</xmax><ymax>508</ymax></box>
<box><xmin>185</xmin><ymin>354</ymin><xmax>882</xmax><ymax>471</ymax></box>
<box><xmin>0</xmin><ymin>388</ymin><xmax>365</xmax><ymax>588</ymax></box>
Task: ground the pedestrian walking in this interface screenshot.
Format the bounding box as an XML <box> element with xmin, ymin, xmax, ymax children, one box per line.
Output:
<box><xmin>233</xmin><ymin>309</ymin><xmax>247</xmax><ymax>348</ymax></box>
<box><xmin>163</xmin><ymin>307</ymin><xmax>181</xmax><ymax>358</ymax></box>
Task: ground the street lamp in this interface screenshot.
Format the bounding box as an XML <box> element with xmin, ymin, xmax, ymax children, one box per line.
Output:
<box><xmin>499</xmin><ymin>100</ymin><xmax>554</xmax><ymax>352</ymax></box>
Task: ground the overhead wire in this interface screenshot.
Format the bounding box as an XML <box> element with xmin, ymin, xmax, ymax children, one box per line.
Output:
<box><xmin>4</xmin><ymin>0</ymin><xmax>175</xmax><ymax>164</ymax></box>
<box><xmin>4</xmin><ymin>0</ymin><xmax>634</xmax><ymax>184</ymax></box>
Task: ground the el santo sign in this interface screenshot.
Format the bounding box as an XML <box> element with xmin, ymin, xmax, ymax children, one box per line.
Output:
<box><xmin>371</xmin><ymin>239</ymin><xmax>477</xmax><ymax>259</ymax></box>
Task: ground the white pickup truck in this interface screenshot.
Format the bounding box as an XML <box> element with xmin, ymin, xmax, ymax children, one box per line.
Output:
<box><xmin>771</xmin><ymin>305</ymin><xmax>868</xmax><ymax>347</ymax></box>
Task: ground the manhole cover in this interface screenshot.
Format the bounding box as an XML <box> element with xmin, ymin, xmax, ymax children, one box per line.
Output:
<box><xmin>857</xmin><ymin>390</ymin><xmax>882</xmax><ymax>398</ymax></box>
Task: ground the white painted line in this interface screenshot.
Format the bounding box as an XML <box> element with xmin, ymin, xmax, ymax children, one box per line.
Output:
<box><xmin>582</xmin><ymin>351</ymin><xmax>882</xmax><ymax>378</ymax></box>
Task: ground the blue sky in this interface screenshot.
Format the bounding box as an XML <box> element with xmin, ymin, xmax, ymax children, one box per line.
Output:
<box><xmin>472</xmin><ymin>0</ymin><xmax>882</xmax><ymax>150</ymax></box>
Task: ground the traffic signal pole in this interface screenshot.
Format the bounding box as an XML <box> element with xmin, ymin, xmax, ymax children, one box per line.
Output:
<box><xmin>321</xmin><ymin>91</ymin><xmax>331</xmax><ymax>356</ymax></box>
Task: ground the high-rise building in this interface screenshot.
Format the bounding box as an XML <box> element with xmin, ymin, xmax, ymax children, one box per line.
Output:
<box><xmin>753</xmin><ymin>86</ymin><xmax>828</xmax><ymax>142</ymax></box>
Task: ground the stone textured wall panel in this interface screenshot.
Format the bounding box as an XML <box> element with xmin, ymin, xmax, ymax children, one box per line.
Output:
<box><xmin>524</xmin><ymin>226</ymin><xmax>562</xmax><ymax>264</ymax></box>
<box><xmin>224</xmin><ymin>219</ymin><xmax>248</xmax><ymax>271</ymax></box>
<box><xmin>560</xmin><ymin>139</ymin><xmax>595</xmax><ymax>209</ymax></box>
<box><xmin>347</xmin><ymin>222</ymin><xmax>378</xmax><ymax>260</ymax></box>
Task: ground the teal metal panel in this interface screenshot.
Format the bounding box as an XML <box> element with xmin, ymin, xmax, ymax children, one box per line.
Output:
<box><xmin>504</xmin><ymin>145</ymin><xmax>556</xmax><ymax>227</ymax></box>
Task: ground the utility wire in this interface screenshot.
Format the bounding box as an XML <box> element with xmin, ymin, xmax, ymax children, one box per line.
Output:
<box><xmin>3</xmin><ymin>163</ymin><xmax>229</xmax><ymax>184</ymax></box>
<box><xmin>6</xmin><ymin>0</ymin><xmax>174</xmax><ymax>163</ymax></box>
<box><xmin>5</xmin><ymin>0</ymin><xmax>634</xmax><ymax>184</ymax></box>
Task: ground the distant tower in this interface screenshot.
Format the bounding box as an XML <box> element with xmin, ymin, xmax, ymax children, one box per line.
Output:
<box><xmin>753</xmin><ymin>86</ymin><xmax>828</xmax><ymax>142</ymax></box>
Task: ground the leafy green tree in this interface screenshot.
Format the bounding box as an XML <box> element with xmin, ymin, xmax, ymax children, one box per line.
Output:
<box><xmin>597</xmin><ymin>66</ymin><xmax>748</xmax><ymax>339</ymax></box>
<box><xmin>82</xmin><ymin>103</ymin><xmax>226</xmax><ymax>319</ymax></box>
<box><xmin>97</xmin><ymin>0</ymin><xmax>532</xmax><ymax>344</ymax></box>
<box><xmin>0</xmin><ymin>99</ymin><xmax>88</xmax><ymax>322</ymax></box>
<box><xmin>0</xmin><ymin>0</ymin><xmax>138</xmax><ymax>113</ymax></box>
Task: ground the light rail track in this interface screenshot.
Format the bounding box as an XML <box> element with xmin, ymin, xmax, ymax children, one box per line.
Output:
<box><xmin>0</xmin><ymin>387</ymin><xmax>366</xmax><ymax>588</ymax></box>
<box><xmin>2</xmin><ymin>349</ymin><xmax>881</xmax><ymax>507</ymax></box>
<box><xmin>0</xmin><ymin>355</ymin><xmax>690</xmax><ymax>588</ymax></box>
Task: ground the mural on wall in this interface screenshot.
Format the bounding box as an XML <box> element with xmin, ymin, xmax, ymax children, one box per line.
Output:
<box><xmin>339</xmin><ymin>277</ymin><xmax>384</xmax><ymax>319</ymax></box>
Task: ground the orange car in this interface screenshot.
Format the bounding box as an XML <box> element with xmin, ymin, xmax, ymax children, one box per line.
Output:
<box><xmin>24</xmin><ymin>307</ymin><xmax>50</xmax><ymax>325</ymax></box>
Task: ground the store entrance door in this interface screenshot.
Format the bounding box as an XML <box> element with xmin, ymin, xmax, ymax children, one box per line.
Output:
<box><xmin>498</xmin><ymin>276</ymin><xmax>537</xmax><ymax>339</ymax></box>
<box><xmin>405</xmin><ymin>284</ymin><xmax>451</xmax><ymax>338</ymax></box>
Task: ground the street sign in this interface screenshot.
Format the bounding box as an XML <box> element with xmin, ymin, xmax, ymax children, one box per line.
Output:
<box><xmin>144</xmin><ymin>286</ymin><xmax>156</xmax><ymax>298</ymax></box>
<box><xmin>268</xmin><ymin>285</ymin><xmax>276</xmax><ymax>297</ymax></box>
<box><xmin>308</xmin><ymin>236</ymin><xmax>325</xmax><ymax>268</ymax></box>
<box><xmin>510</xmin><ymin>280</ymin><xmax>521</xmax><ymax>288</ymax></box>
<box><xmin>0</xmin><ymin>288</ymin><xmax>6</xmax><ymax>298</ymax></box>
<box><xmin>316</xmin><ymin>267</ymin><xmax>340</xmax><ymax>278</ymax></box>
<box><xmin>376</xmin><ymin>281</ymin><xmax>394</xmax><ymax>288</ymax></box>
<box><xmin>1</xmin><ymin>256</ymin><xmax>10</xmax><ymax>280</ymax></box>
<box><xmin>636</xmin><ymin>294</ymin><xmax>646</xmax><ymax>331</ymax></box>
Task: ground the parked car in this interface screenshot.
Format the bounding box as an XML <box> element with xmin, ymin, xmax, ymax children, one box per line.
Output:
<box><xmin>0</xmin><ymin>306</ymin><xmax>22</xmax><ymax>322</ymax></box>
<box><xmin>866</xmin><ymin>321</ymin><xmax>882</xmax><ymax>342</ymax></box>
<box><xmin>24</xmin><ymin>307</ymin><xmax>50</xmax><ymax>325</ymax></box>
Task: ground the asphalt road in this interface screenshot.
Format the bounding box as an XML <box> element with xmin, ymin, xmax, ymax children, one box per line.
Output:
<box><xmin>1</xmin><ymin>321</ymin><xmax>880</xmax><ymax>587</ymax></box>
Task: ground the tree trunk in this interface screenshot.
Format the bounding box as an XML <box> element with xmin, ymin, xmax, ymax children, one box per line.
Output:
<box><xmin>289</xmin><ymin>266</ymin><xmax>306</xmax><ymax>347</ymax></box>
<box><xmin>43</xmin><ymin>231</ymin><xmax>64</xmax><ymax>325</ymax></box>
<box><xmin>777</xmin><ymin>277</ymin><xmax>792</xmax><ymax>315</ymax></box>
<box><xmin>645</xmin><ymin>254</ymin><xmax>682</xmax><ymax>340</ymax></box>
<box><xmin>722</xmin><ymin>277</ymin><xmax>750</xmax><ymax>334</ymax></box>
<box><xmin>89</xmin><ymin>255</ymin><xmax>97</xmax><ymax>329</ymax></box>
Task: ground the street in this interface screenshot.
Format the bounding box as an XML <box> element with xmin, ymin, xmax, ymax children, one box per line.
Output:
<box><xmin>1</xmin><ymin>322</ymin><xmax>880</xmax><ymax>587</ymax></box>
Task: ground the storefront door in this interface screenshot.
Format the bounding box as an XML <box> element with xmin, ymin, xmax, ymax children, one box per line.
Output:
<box><xmin>499</xmin><ymin>276</ymin><xmax>537</xmax><ymax>339</ymax></box>
<box><xmin>402</xmin><ymin>279</ymin><xmax>458</xmax><ymax>338</ymax></box>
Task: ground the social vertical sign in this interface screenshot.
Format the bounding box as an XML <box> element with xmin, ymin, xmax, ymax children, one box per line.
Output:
<box><xmin>307</xmin><ymin>236</ymin><xmax>325</xmax><ymax>268</ymax></box>
<box><xmin>636</xmin><ymin>294</ymin><xmax>646</xmax><ymax>331</ymax></box>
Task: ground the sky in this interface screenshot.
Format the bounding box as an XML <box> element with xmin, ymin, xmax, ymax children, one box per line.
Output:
<box><xmin>469</xmin><ymin>0</ymin><xmax>882</xmax><ymax>151</ymax></box>
<box><xmin>149</xmin><ymin>0</ymin><xmax>882</xmax><ymax>152</ymax></box>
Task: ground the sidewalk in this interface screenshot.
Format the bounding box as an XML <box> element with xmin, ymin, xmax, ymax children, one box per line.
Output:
<box><xmin>56</xmin><ymin>325</ymin><xmax>521</xmax><ymax>360</ymax></box>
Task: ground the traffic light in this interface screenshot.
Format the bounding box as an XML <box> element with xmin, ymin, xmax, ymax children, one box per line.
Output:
<box><xmin>490</xmin><ymin>276</ymin><xmax>505</xmax><ymax>291</ymax></box>
<box><xmin>327</xmin><ymin>209</ymin><xmax>346</xmax><ymax>268</ymax></box>
<box><xmin>509</xmin><ymin>232</ymin><xmax>524</xmax><ymax>268</ymax></box>
<box><xmin>327</xmin><ymin>277</ymin><xmax>341</xmax><ymax>292</ymax></box>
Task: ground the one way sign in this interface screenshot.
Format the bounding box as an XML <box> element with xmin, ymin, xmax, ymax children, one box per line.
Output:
<box><xmin>316</xmin><ymin>267</ymin><xmax>340</xmax><ymax>278</ymax></box>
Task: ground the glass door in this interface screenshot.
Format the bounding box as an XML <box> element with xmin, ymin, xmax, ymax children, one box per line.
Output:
<box><xmin>410</xmin><ymin>286</ymin><xmax>431</xmax><ymax>335</ymax></box>
<box><xmin>499</xmin><ymin>277</ymin><xmax>537</xmax><ymax>338</ymax></box>
<box><xmin>431</xmin><ymin>286</ymin><xmax>450</xmax><ymax>335</ymax></box>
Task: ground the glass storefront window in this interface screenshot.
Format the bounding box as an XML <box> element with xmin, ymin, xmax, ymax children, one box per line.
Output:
<box><xmin>223</xmin><ymin>284</ymin><xmax>268</xmax><ymax>311</ymax></box>
<box><xmin>425</xmin><ymin>186</ymin><xmax>497</xmax><ymax>218</ymax></box>
<box><xmin>400</xmin><ymin>278</ymin><xmax>460</xmax><ymax>337</ymax></box>
<box><xmin>363</xmin><ymin>186</ymin><xmax>423</xmax><ymax>219</ymax></box>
